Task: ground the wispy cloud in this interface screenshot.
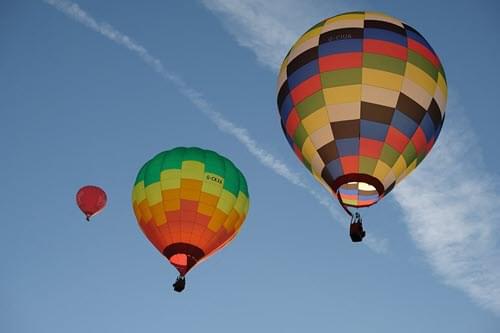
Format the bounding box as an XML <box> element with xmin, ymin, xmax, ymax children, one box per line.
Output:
<box><xmin>202</xmin><ymin>0</ymin><xmax>500</xmax><ymax>315</ymax></box>
<box><xmin>201</xmin><ymin>0</ymin><xmax>352</xmax><ymax>70</ymax></box>
<box><xmin>43</xmin><ymin>0</ymin><xmax>388</xmax><ymax>253</ymax></box>
<box><xmin>394</xmin><ymin>95</ymin><xmax>500</xmax><ymax>314</ymax></box>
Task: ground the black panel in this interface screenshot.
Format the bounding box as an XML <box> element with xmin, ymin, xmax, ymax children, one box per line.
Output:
<box><xmin>360</xmin><ymin>102</ymin><xmax>395</xmax><ymax>124</ymax></box>
<box><xmin>331</xmin><ymin>120</ymin><xmax>360</xmax><ymax>139</ymax></box>
<box><xmin>396</xmin><ymin>93</ymin><xmax>426</xmax><ymax>123</ymax></box>
<box><xmin>364</xmin><ymin>20</ymin><xmax>406</xmax><ymax>36</ymax></box>
<box><xmin>427</xmin><ymin>98</ymin><xmax>443</xmax><ymax>129</ymax></box>
<box><xmin>286</xmin><ymin>47</ymin><xmax>318</xmax><ymax>76</ymax></box>
<box><xmin>317</xmin><ymin>141</ymin><xmax>338</xmax><ymax>164</ymax></box>
<box><xmin>277</xmin><ymin>82</ymin><xmax>289</xmax><ymax>111</ymax></box>
<box><xmin>319</xmin><ymin>28</ymin><xmax>364</xmax><ymax>44</ymax></box>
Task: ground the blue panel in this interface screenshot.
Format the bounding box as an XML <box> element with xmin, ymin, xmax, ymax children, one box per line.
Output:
<box><xmin>359</xmin><ymin>193</ymin><xmax>379</xmax><ymax>201</ymax></box>
<box><xmin>280</xmin><ymin>120</ymin><xmax>295</xmax><ymax>147</ymax></box>
<box><xmin>406</xmin><ymin>29</ymin><xmax>434</xmax><ymax>52</ymax></box>
<box><xmin>391</xmin><ymin>111</ymin><xmax>418</xmax><ymax>138</ymax></box>
<box><xmin>326</xmin><ymin>159</ymin><xmax>344</xmax><ymax>179</ymax></box>
<box><xmin>287</xmin><ymin>60</ymin><xmax>319</xmax><ymax>90</ymax></box>
<box><xmin>364</xmin><ymin>28</ymin><xmax>407</xmax><ymax>47</ymax></box>
<box><xmin>360</xmin><ymin>120</ymin><xmax>389</xmax><ymax>141</ymax></box>
<box><xmin>279</xmin><ymin>94</ymin><xmax>293</xmax><ymax>120</ymax></box>
<box><xmin>419</xmin><ymin>113</ymin><xmax>436</xmax><ymax>141</ymax></box>
<box><xmin>318</xmin><ymin>39</ymin><xmax>363</xmax><ymax>57</ymax></box>
<box><xmin>336</xmin><ymin>138</ymin><xmax>359</xmax><ymax>156</ymax></box>
<box><xmin>339</xmin><ymin>187</ymin><xmax>358</xmax><ymax>196</ymax></box>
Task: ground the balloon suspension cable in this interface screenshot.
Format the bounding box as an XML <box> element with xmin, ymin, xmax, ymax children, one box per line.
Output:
<box><xmin>173</xmin><ymin>275</ymin><xmax>186</xmax><ymax>293</ymax></box>
<box><xmin>85</xmin><ymin>215</ymin><xmax>90</xmax><ymax>222</ymax></box>
<box><xmin>336</xmin><ymin>192</ymin><xmax>353</xmax><ymax>218</ymax></box>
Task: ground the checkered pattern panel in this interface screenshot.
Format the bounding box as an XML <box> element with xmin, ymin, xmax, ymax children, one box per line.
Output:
<box><xmin>277</xmin><ymin>11</ymin><xmax>447</xmax><ymax>207</ymax></box>
<box><xmin>132</xmin><ymin>147</ymin><xmax>250</xmax><ymax>274</ymax></box>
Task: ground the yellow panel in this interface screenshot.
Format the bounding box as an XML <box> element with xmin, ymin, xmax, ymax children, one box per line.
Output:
<box><xmin>223</xmin><ymin>210</ymin><xmax>239</xmax><ymax>231</ymax></box>
<box><xmin>295</xmin><ymin>27</ymin><xmax>322</xmax><ymax>47</ymax></box>
<box><xmin>165</xmin><ymin>199</ymin><xmax>180</xmax><ymax>212</ymax></box>
<box><xmin>310</xmin><ymin>153</ymin><xmax>325</xmax><ymax>178</ymax></box>
<box><xmin>145</xmin><ymin>182</ymin><xmax>162</xmax><ymax>206</ymax></box>
<box><xmin>202</xmin><ymin>178</ymin><xmax>223</xmax><ymax>196</ymax></box>
<box><xmin>207</xmin><ymin>209</ymin><xmax>227</xmax><ymax>232</ymax></box>
<box><xmin>217</xmin><ymin>190</ymin><xmax>236</xmax><ymax>214</ymax></box>
<box><xmin>302</xmin><ymin>107</ymin><xmax>329</xmax><ymax>134</ymax></box>
<box><xmin>150</xmin><ymin>203</ymin><xmax>166</xmax><ymax>226</ymax></box>
<box><xmin>382</xmin><ymin>171</ymin><xmax>396</xmax><ymax>189</ymax></box>
<box><xmin>437</xmin><ymin>72</ymin><xmax>447</xmax><ymax>98</ymax></box>
<box><xmin>362</xmin><ymin>68</ymin><xmax>403</xmax><ymax>91</ymax></box>
<box><xmin>404</xmin><ymin>63</ymin><xmax>437</xmax><ymax>96</ymax></box>
<box><xmin>160</xmin><ymin>169</ymin><xmax>181</xmax><ymax>189</ymax></box>
<box><xmin>233</xmin><ymin>193</ymin><xmax>247</xmax><ymax>214</ymax></box>
<box><xmin>325</xmin><ymin>13</ymin><xmax>364</xmax><ymax>23</ymax></box>
<box><xmin>392</xmin><ymin>156</ymin><xmax>408</xmax><ymax>179</ymax></box>
<box><xmin>397</xmin><ymin>159</ymin><xmax>417</xmax><ymax>183</ymax></box>
<box><xmin>132</xmin><ymin>181</ymin><xmax>145</xmax><ymax>203</ymax></box>
<box><xmin>323</xmin><ymin>85</ymin><xmax>362</xmax><ymax>105</ymax></box>
<box><xmin>181</xmin><ymin>160</ymin><xmax>204</xmax><ymax>180</ymax></box>
<box><xmin>197</xmin><ymin>202</ymin><xmax>215</xmax><ymax>217</ymax></box>
<box><xmin>301</xmin><ymin>138</ymin><xmax>316</xmax><ymax>162</ymax></box>
<box><xmin>373</xmin><ymin>160</ymin><xmax>391</xmax><ymax>181</ymax></box>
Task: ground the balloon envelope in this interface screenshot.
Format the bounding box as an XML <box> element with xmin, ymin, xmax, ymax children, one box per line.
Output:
<box><xmin>277</xmin><ymin>11</ymin><xmax>447</xmax><ymax>209</ymax></box>
<box><xmin>132</xmin><ymin>147</ymin><xmax>250</xmax><ymax>276</ymax></box>
<box><xmin>76</xmin><ymin>185</ymin><xmax>107</xmax><ymax>220</ymax></box>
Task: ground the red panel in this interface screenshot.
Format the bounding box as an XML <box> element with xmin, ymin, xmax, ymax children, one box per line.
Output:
<box><xmin>181</xmin><ymin>210</ymin><xmax>197</xmax><ymax>222</ymax></box>
<box><xmin>285</xmin><ymin>109</ymin><xmax>300</xmax><ymax>137</ymax></box>
<box><xmin>319</xmin><ymin>52</ymin><xmax>362</xmax><ymax>72</ymax></box>
<box><xmin>166</xmin><ymin>211</ymin><xmax>181</xmax><ymax>223</ymax></box>
<box><xmin>340</xmin><ymin>156</ymin><xmax>359</xmax><ymax>174</ymax></box>
<box><xmin>385</xmin><ymin>126</ymin><xmax>410</xmax><ymax>153</ymax></box>
<box><xmin>290</xmin><ymin>74</ymin><xmax>321</xmax><ymax>104</ymax></box>
<box><xmin>195</xmin><ymin>213</ymin><xmax>211</xmax><ymax>226</ymax></box>
<box><xmin>363</xmin><ymin>39</ymin><xmax>408</xmax><ymax>61</ymax></box>
<box><xmin>181</xmin><ymin>199</ymin><xmax>198</xmax><ymax>212</ymax></box>
<box><xmin>411</xmin><ymin>127</ymin><xmax>427</xmax><ymax>154</ymax></box>
<box><xmin>408</xmin><ymin>39</ymin><xmax>440</xmax><ymax>68</ymax></box>
<box><xmin>360</xmin><ymin>138</ymin><xmax>384</xmax><ymax>159</ymax></box>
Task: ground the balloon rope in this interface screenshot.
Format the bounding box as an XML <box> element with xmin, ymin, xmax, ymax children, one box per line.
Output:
<box><xmin>336</xmin><ymin>192</ymin><xmax>353</xmax><ymax>217</ymax></box>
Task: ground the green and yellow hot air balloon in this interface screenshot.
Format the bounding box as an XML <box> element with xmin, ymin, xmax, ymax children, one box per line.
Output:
<box><xmin>132</xmin><ymin>147</ymin><xmax>250</xmax><ymax>291</ymax></box>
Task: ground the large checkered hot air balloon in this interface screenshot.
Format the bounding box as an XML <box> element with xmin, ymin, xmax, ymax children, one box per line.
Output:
<box><xmin>277</xmin><ymin>12</ymin><xmax>447</xmax><ymax>242</ymax></box>
<box><xmin>132</xmin><ymin>147</ymin><xmax>250</xmax><ymax>292</ymax></box>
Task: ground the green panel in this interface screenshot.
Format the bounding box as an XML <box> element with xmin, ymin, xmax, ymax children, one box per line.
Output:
<box><xmin>204</xmin><ymin>150</ymin><xmax>226</xmax><ymax>177</ymax></box>
<box><xmin>162</xmin><ymin>147</ymin><xmax>184</xmax><ymax>170</ymax></box>
<box><xmin>222</xmin><ymin>159</ymin><xmax>240</xmax><ymax>196</ymax></box>
<box><xmin>363</xmin><ymin>53</ymin><xmax>406</xmax><ymax>75</ymax></box>
<box><xmin>380</xmin><ymin>144</ymin><xmax>400</xmax><ymax>167</ymax></box>
<box><xmin>238</xmin><ymin>172</ymin><xmax>249</xmax><ymax>198</ymax></box>
<box><xmin>407</xmin><ymin>50</ymin><xmax>438</xmax><ymax>80</ymax></box>
<box><xmin>294</xmin><ymin>123</ymin><xmax>308</xmax><ymax>148</ymax></box>
<box><xmin>438</xmin><ymin>64</ymin><xmax>447</xmax><ymax>82</ymax></box>
<box><xmin>134</xmin><ymin>164</ymin><xmax>147</xmax><ymax>185</ymax></box>
<box><xmin>296</xmin><ymin>90</ymin><xmax>325</xmax><ymax>119</ymax></box>
<box><xmin>303</xmin><ymin>158</ymin><xmax>312</xmax><ymax>172</ymax></box>
<box><xmin>321</xmin><ymin>68</ymin><xmax>362</xmax><ymax>88</ymax></box>
<box><xmin>144</xmin><ymin>154</ymin><xmax>163</xmax><ymax>186</ymax></box>
<box><xmin>182</xmin><ymin>147</ymin><xmax>206</xmax><ymax>164</ymax></box>
<box><xmin>402</xmin><ymin>142</ymin><xmax>417</xmax><ymax>165</ymax></box>
<box><xmin>359</xmin><ymin>156</ymin><xmax>378</xmax><ymax>175</ymax></box>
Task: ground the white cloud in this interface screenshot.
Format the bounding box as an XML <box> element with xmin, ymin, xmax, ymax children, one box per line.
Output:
<box><xmin>393</xmin><ymin>94</ymin><xmax>500</xmax><ymax>314</ymax></box>
<box><xmin>202</xmin><ymin>0</ymin><xmax>500</xmax><ymax>315</ymax></box>
<box><xmin>201</xmin><ymin>0</ymin><xmax>353</xmax><ymax>70</ymax></box>
<box><xmin>43</xmin><ymin>0</ymin><xmax>388</xmax><ymax>253</ymax></box>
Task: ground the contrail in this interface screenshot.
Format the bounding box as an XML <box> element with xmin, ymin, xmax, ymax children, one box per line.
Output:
<box><xmin>43</xmin><ymin>0</ymin><xmax>387</xmax><ymax>253</ymax></box>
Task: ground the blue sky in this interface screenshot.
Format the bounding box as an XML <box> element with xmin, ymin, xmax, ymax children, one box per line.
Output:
<box><xmin>1</xmin><ymin>0</ymin><xmax>499</xmax><ymax>332</ymax></box>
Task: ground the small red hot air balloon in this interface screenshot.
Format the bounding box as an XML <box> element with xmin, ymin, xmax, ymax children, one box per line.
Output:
<box><xmin>76</xmin><ymin>185</ymin><xmax>107</xmax><ymax>221</ymax></box>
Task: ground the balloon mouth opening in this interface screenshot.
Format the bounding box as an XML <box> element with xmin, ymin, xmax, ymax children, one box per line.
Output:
<box><xmin>163</xmin><ymin>243</ymin><xmax>205</xmax><ymax>276</ymax></box>
<box><xmin>332</xmin><ymin>174</ymin><xmax>384</xmax><ymax>208</ymax></box>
